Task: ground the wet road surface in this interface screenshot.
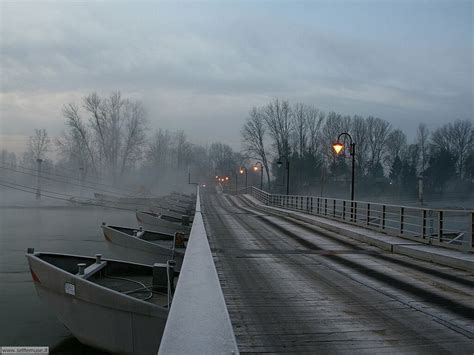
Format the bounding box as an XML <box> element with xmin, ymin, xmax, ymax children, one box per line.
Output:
<box><xmin>202</xmin><ymin>191</ymin><xmax>474</xmax><ymax>354</ymax></box>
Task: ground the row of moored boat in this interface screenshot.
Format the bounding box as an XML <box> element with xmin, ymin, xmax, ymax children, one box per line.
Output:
<box><xmin>26</xmin><ymin>191</ymin><xmax>196</xmax><ymax>355</ymax></box>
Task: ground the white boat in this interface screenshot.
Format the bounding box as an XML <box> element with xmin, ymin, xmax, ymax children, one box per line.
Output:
<box><xmin>136</xmin><ymin>211</ymin><xmax>192</xmax><ymax>235</ymax></box>
<box><xmin>102</xmin><ymin>224</ymin><xmax>186</xmax><ymax>268</ymax></box>
<box><xmin>26</xmin><ymin>249</ymin><xmax>177</xmax><ymax>355</ymax></box>
<box><xmin>149</xmin><ymin>206</ymin><xmax>193</xmax><ymax>222</ymax></box>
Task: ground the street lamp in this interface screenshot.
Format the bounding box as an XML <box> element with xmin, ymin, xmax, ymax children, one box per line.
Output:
<box><xmin>253</xmin><ymin>162</ymin><xmax>263</xmax><ymax>190</ymax></box>
<box><xmin>276</xmin><ymin>156</ymin><xmax>290</xmax><ymax>195</ymax></box>
<box><xmin>233</xmin><ymin>171</ymin><xmax>238</xmax><ymax>191</ymax></box>
<box><xmin>332</xmin><ymin>132</ymin><xmax>356</xmax><ymax>201</ymax></box>
<box><xmin>239</xmin><ymin>167</ymin><xmax>248</xmax><ymax>188</ymax></box>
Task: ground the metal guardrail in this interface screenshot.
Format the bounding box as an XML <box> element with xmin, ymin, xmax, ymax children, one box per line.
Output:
<box><xmin>234</xmin><ymin>187</ymin><xmax>474</xmax><ymax>252</ymax></box>
<box><xmin>159</xmin><ymin>186</ymin><xmax>239</xmax><ymax>354</ymax></box>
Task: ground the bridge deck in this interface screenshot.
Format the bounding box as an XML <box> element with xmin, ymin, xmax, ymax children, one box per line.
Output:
<box><xmin>202</xmin><ymin>191</ymin><xmax>474</xmax><ymax>354</ymax></box>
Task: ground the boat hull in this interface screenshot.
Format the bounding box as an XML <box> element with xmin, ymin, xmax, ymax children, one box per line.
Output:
<box><xmin>26</xmin><ymin>253</ymin><xmax>168</xmax><ymax>355</ymax></box>
<box><xmin>102</xmin><ymin>225</ymin><xmax>183</xmax><ymax>268</ymax></box>
<box><xmin>136</xmin><ymin>211</ymin><xmax>191</xmax><ymax>235</ymax></box>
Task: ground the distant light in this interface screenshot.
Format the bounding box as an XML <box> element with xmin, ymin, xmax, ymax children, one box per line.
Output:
<box><xmin>215</xmin><ymin>175</ymin><xmax>218</xmax><ymax>179</ymax></box>
<box><xmin>225</xmin><ymin>176</ymin><xmax>229</xmax><ymax>181</ymax></box>
<box><xmin>239</xmin><ymin>169</ymin><xmax>244</xmax><ymax>174</ymax></box>
<box><xmin>253</xmin><ymin>166</ymin><xmax>258</xmax><ymax>172</ymax></box>
<box><xmin>332</xmin><ymin>142</ymin><xmax>344</xmax><ymax>155</ymax></box>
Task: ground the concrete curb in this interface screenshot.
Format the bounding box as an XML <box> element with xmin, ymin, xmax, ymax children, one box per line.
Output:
<box><xmin>159</xmin><ymin>188</ymin><xmax>239</xmax><ymax>354</ymax></box>
<box><xmin>241</xmin><ymin>195</ymin><xmax>474</xmax><ymax>273</ymax></box>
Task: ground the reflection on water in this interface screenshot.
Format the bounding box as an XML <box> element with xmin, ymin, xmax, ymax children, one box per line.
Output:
<box><xmin>0</xmin><ymin>203</ymin><xmax>137</xmax><ymax>353</ymax></box>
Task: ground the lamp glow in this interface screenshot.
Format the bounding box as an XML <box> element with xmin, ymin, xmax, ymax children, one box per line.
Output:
<box><xmin>332</xmin><ymin>142</ymin><xmax>344</xmax><ymax>155</ymax></box>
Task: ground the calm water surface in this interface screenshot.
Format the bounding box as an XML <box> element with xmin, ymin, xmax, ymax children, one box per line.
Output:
<box><xmin>0</xmin><ymin>202</ymin><xmax>137</xmax><ymax>354</ymax></box>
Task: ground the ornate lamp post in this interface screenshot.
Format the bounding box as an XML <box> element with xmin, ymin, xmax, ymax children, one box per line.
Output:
<box><xmin>276</xmin><ymin>156</ymin><xmax>290</xmax><ymax>195</ymax></box>
<box><xmin>253</xmin><ymin>162</ymin><xmax>263</xmax><ymax>190</ymax></box>
<box><xmin>239</xmin><ymin>167</ymin><xmax>248</xmax><ymax>188</ymax></box>
<box><xmin>332</xmin><ymin>132</ymin><xmax>356</xmax><ymax>201</ymax></box>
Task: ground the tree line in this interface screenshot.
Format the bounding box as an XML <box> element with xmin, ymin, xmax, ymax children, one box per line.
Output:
<box><xmin>1</xmin><ymin>93</ymin><xmax>472</xmax><ymax>201</ymax></box>
<box><xmin>1</xmin><ymin>92</ymin><xmax>246</xmax><ymax>193</ymax></box>
<box><xmin>241</xmin><ymin>99</ymin><xmax>473</xmax><ymax>201</ymax></box>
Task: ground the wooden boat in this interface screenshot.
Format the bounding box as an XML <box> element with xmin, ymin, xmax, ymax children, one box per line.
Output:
<box><xmin>26</xmin><ymin>249</ymin><xmax>177</xmax><ymax>355</ymax></box>
<box><xmin>136</xmin><ymin>211</ymin><xmax>192</xmax><ymax>235</ymax></box>
<box><xmin>102</xmin><ymin>224</ymin><xmax>186</xmax><ymax>268</ymax></box>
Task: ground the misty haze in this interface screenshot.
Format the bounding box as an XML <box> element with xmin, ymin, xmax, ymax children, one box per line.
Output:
<box><xmin>0</xmin><ymin>1</ymin><xmax>473</xmax><ymax>355</ymax></box>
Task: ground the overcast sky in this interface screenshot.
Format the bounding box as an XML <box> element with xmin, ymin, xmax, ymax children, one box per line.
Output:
<box><xmin>0</xmin><ymin>0</ymin><xmax>472</xmax><ymax>154</ymax></box>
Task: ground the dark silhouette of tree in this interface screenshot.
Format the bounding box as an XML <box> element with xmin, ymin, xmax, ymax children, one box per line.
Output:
<box><xmin>241</xmin><ymin>107</ymin><xmax>271</xmax><ymax>188</ymax></box>
<box><xmin>389</xmin><ymin>155</ymin><xmax>403</xmax><ymax>183</ymax></box>
<box><xmin>425</xmin><ymin>149</ymin><xmax>456</xmax><ymax>193</ymax></box>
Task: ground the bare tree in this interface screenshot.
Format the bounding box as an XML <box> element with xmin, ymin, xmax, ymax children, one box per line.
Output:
<box><xmin>350</xmin><ymin>115</ymin><xmax>369</xmax><ymax>174</ymax></box>
<box><xmin>416</xmin><ymin>123</ymin><xmax>430</xmax><ymax>175</ymax></box>
<box><xmin>146</xmin><ymin>129</ymin><xmax>172</xmax><ymax>170</ymax></box>
<box><xmin>451</xmin><ymin>120</ymin><xmax>472</xmax><ymax>178</ymax></box>
<box><xmin>385</xmin><ymin>129</ymin><xmax>407</xmax><ymax>165</ymax></box>
<box><xmin>120</xmin><ymin>101</ymin><xmax>147</xmax><ymax>174</ymax></box>
<box><xmin>292</xmin><ymin>103</ymin><xmax>307</xmax><ymax>157</ymax></box>
<box><xmin>241</xmin><ymin>107</ymin><xmax>271</xmax><ymax>187</ymax></box>
<box><xmin>321</xmin><ymin>112</ymin><xmax>351</xmax><ymax>162</ymax></box>
<box><xmin>60</xmin><ymin>92</ymin><xmax>148</xmax><ymax>180</ymax></box>
<box><xmin>263</xmin><ymin>99</ymin><xmax>292</xmax><ymax>158</ymax></box>
<box><xmin>173</xmin><ymin>130</ymin><xmax>193</xmax><ymax>169</ymax></box>
<box><xmin>431</xmin><ymin>124</ymin><xmax>452</xmax><ymax>153</ymax></box>
<box><xmin>366</xmin><ymin>116</ymin><xmax>391</xmax><ymax>170</ymax></box>
<box><xmin>209</xmin><ymin>142</ymin><xmax>238</xmax><ymax>174</ymax></box>
<box><xmin>306</xmin><ymin>107</ymin><xmax>325</xmax><ymax>157</ymax></box>
<box><xmin>28</xmin><ymin>129</ymin><xmax>51</xmax><ymax>161</ymax></box>
<box><xmin>61</xmin><ymin>102</ymin><xmax>98</xmax><ymax>174</ymax></box>
<box><xmin>431</xmin><ymin>120</ymin><xmax>472</xmax><ymax>178</ymax></box>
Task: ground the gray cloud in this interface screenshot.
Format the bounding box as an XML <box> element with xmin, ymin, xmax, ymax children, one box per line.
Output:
<box><xmin>0</xmin><ymin>0</ymin><xmax>472</xmax><ymax>153</ymax></box>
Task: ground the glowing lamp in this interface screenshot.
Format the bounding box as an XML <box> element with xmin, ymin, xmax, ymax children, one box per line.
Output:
<box><xmin>332</xmin><ymin>142</ymin><xmax>344</xmax><ymax>155</ymax></box>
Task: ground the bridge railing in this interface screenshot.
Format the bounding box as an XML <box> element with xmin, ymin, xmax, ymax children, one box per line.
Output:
<box><xmin>159</xmin><ymin>186</ymin><xmax>239</xmax><ymax>354</ymax></box>
<box><xmin>239</xmin><ymin>187</ymin><xmax>474</xmax><ymax>252</ymax></box>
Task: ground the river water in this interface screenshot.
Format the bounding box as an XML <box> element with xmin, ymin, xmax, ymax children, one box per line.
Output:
<box><xmin>0</xmin><ymin>199</ymin><xmax>137</xmax><ymax>354</ymax></box>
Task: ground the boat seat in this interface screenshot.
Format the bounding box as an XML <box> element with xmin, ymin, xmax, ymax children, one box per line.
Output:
<box><xmin>77</xmin><ymin>261</ymin><xmax>108</xmax><ymax>279</ymax></box>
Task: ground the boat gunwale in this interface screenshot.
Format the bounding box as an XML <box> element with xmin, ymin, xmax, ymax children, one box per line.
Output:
<box><xmin>105</xmin><ymin>224</ymin><xmax>175</xmax><ymax>239</ymax></box>
<box><xmin>136</xmin><ymin>210</ymin><xmax>192</xmax><ymax>230</ymax></box>
<box><xmin>26</xmin><ymin>252</ymin><xmax>173</xmax><ymax>314</ymax></box>
<box><xmin>102</xmin><ymin>225</ymin><xmax>185</xmax><ymax>257</ymax></box>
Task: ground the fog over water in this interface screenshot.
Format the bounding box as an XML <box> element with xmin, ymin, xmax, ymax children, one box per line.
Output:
<box><xmin>0</xmin><ymin>195</ymin><xmax>135</xmax><ymax>352</ymax></box>
<box><xmin>0</xmin><ymin>1</ymin><xmax>473</xmax><ymax>352</ymax></box>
